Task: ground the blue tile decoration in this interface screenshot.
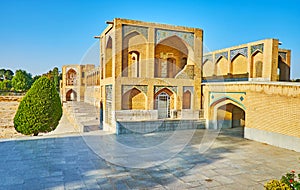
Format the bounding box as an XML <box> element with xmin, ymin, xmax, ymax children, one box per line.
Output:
<box><xmin>123</xmin><ymin>25</ymin><xmax>148</xmax><ymax>39</ymax></box>
<box><xmin>122</xmin><ymin>85</ymin><xmax>148</xmax><ymax>95</ymax></box>
<box><xmin>183</xmin><ymin>86</ymin><xmax>194</xmax><ymax>93</ymax></box>
<box><xmin>155</xmin><ymin>86</ymin><xmax>177</xmax><ymax>94</ymax></box>
<box><xmin>155</xmin><ymin>29</ymin><xmax>194</xmax><ymax>49</ymax></box>
<box><xmin>203</xmin><ymin>54</ymin><xmax>213</xmax><ymax>64</ymax></box>
<box><xmin>230</xmin><ymin>47</ymin><xmax>248</xmax><ymax>60</ymax></box>
<box><xmin>251</xmin><ymin>43</ymin><xmax>264</xmax><ymax>54</ymax></box>
<box><xmin>209</xmin><ymin>92</ymin><xmax>246</xmax><ymax>109</ymax></box>
<box><xmin>215</xmin><ymin>52</ymin><xmax>228</xmax><ymax>62</ymax></box>
<box><xmin>279</xmin><ymin>52</ymin><xmax>287</xmax><ymax>61</ymax></box>
<box><xmin>240</xmin><ymin>96</ymin><xmax>244</xmax><ymax>101</ymax></box>
<box><xmin>105</xmin><ymin>85</ymin><xmax>112</xmax><ymax>100</ymax></box>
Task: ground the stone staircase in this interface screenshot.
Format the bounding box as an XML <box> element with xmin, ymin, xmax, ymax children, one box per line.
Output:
<box><xmin>64</xmin><ymin>101</ymin><xmax>100</xmax><ymax>132</ymax></box>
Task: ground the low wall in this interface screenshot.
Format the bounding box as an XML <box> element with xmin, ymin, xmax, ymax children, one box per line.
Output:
<box><xmin>245</xmin><ymin>127</ymin><xmax>300</xmax><ymax>152</ymax></box>
<box><xmin>115</xmin><ymin>110</ymin><xmax>158</xmax><ymax>121</ymax></box>
<box><xmin>116</xmin><ymin>119</ymin><xmax>205</xmax><ymax>134</ymax></box>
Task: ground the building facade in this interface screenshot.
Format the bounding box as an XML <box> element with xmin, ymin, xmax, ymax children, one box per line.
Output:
<box><xmin>60</xmin><ymin>18</ymin><xmax>300</xmax><ymax>151</ymax></box>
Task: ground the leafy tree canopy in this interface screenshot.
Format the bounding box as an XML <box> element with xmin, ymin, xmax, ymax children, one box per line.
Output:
<box><xmin>11</xmin><ymin>70</ymin><xmax>33</xmax><ymax>92</ymax></box>
<box><xmin>14</xmin><ymin>77</ymin><xmax>62</xmax><ymax>136</ymax></box>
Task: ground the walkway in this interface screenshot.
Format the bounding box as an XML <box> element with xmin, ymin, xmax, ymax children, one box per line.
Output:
<box><xmin>1</xmin><ymin>127</ymin><xmax>300</xmax><ymax>189</ymax></box>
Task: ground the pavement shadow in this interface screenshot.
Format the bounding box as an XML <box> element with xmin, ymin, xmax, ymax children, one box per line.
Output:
<box><xmin>0</xmin><ymin>128</ymin><xmax>248</xmax><ymax>189</ymax></box>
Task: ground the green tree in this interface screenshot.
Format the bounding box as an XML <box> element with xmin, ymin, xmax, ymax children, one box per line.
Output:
<box><xmin>11</xmin><ymin>70</ymin><xmax>33</xmax><ymax>92</ymax></box>
<box><xmin>32</xmin><ymin>75</ymin><xmax>41</xmax><ymax>83</ymax></box>
<box><xmin>14</xmin><ymin>77</ymin><xmax>62</xmax><ymax>136</ymax></box>
<box><xmin>52</xmin><ymin>67</ymin><xmax>59</xmax><ymax>91</ymax></box>
<box><xmin>0</xmin><ymin>69</ymin><xmax>14</xmax><ymax>80</ymax></box>
<box><xmin>0</xmin><ymin>80</ymin><xmax>12</xmax><ymax>91</ymax></box>
<box><xmin>42</xmin><ymin>67</ymin><xmax>60</xmax><ymax>91</ymax></box>
<box><xmin>5</xmin><ymin>70</ymin><xmax>14</xmax><ymax>80</ymax></box>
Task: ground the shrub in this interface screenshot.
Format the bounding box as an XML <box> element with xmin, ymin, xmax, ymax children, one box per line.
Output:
<box><xmin>265</xmin><ymin>170</ymin><xmax>300</xmax><ymax>190</ymax></box>
<box><xmin>281</xmin><ymin>170</ymin><xmax>300</xmax><ymax>190</ymax></box>
<box><xmin>264</xmin><ymin>179</ymin><xmax>291</xmax><ymax>190</ymax></box>
<box><xmin>14</xmin><ymin>77</ymin><xmax>62</xmax><ymax>136</ymax></box>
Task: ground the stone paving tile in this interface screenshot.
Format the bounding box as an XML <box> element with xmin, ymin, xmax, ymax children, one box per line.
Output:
<box><xmin>0</xmin><ymin>128</ymin><xmax>300</xmax><ymax>189</ymax></box>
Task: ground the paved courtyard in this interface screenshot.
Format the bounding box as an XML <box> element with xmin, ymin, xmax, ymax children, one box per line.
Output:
<box><xmin>0</xmin><ymin>128</ymin><xmax>300</xmax><ymax>190</ymax></box>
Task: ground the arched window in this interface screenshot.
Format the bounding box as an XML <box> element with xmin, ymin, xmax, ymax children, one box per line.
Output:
<box><xmin>255</xmin><ymin>61</ymin><xmax>263</xmax><ymax>77</ymax></box>
<box><xmin>122</xmin><ymin>31</ymin><xmax>146</xmax><ymax>77</ymax></box>
<box><xmin>128</xmin><ymin>51</ymin><xmax>140</xmax><ymax>77</ymax></box>
<box><xmin>105</xmin><ymin>37</ymin><xmax>112</xmax><ymax>78</ymax></box>
<box><xmin>183</xmin><ymin>90</ymin><xmax>191</xmax><ymax>109</ymax></box>
<box><xmin>66</xmin><ymin>69</ymin><xmax>77</xmax><ymax>86</ymax></box>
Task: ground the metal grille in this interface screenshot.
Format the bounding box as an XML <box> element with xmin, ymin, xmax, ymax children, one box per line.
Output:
<box><xmin>155</xmin><ymin>92</ymin><xmax>170</xmax><ymax>119</ymax></box>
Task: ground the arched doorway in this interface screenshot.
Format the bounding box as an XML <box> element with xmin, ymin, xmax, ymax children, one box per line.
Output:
<box><xmin>154</xmin><ymin>88</ymin><xmax>174</xmax><ymax>119</ymax></box>
<box><xmin>217</xmin><ymin>103</ymin><xmax>245</xmax><ymax>128</ymax></box>
<box><xmin>156</xmin><ymin>92</ymin><xmax>170</xmax><ymax>119</ymax></box>
<box><xmin>66</xmin><ymin>89</ymin><xmax>77</xmax><ymax>101</ymax></box>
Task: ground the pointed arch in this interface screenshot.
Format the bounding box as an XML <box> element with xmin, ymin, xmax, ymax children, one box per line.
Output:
<box><xmin>209</xmin><ymin>97</ymin><xmax>246</xmax><ymax>130</ymax></box>
<box><xmin>155</xmin><ymin>35</ymin><xmax>192</xmax><ymax>78</ymax></box>
<box><xmin>231</xmin><ymin>53</ymin><xmax>247</xmax><ymax>75</ymax></box>
<box><xmin>66</xmin><ymin>89</ymin><xmax>77</xmax><ymax>101</ymax></box>
<box><xmin>122</xmin><ymin>31</ymin><xmax>147</xmax><ymax>77</ymax></box>
<box><xmin>215</xmin><ymin>56</ymin><xmax>228</xmax><ymax>76</ymax></box>
<box><xmin>154</xmin><ymin>88</ymin><xmax>175</xmax><ymax>119</ymax></box>
<box><xmin>251</xmin><ymin>49</ymin><xmax>263</xmax><ymax>56</ymax></box>
<box><xmin>66</xmin><ymin>69</ymin><xmax>77</xmax><ymax>86</ymax></box>
<box><xmin>122</xmin><ymin>87</ymin><xmax>146</xmax><ymax>110</ymax></box>
<box><xmin>202</xmin><ymin>59</ymin><xmax>214</xmax><ymax>77</ymax></box>
<box><xmin>251</xmin><ymin>51</ymin><xmax>263</xmax><ymax>78</ymax></box>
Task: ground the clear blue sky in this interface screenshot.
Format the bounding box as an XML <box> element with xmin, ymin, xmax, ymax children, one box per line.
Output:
<box><xmin>1</xmin><ymin>0</ymin><xmax>300</xmax><ymax>78</ymax></box>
